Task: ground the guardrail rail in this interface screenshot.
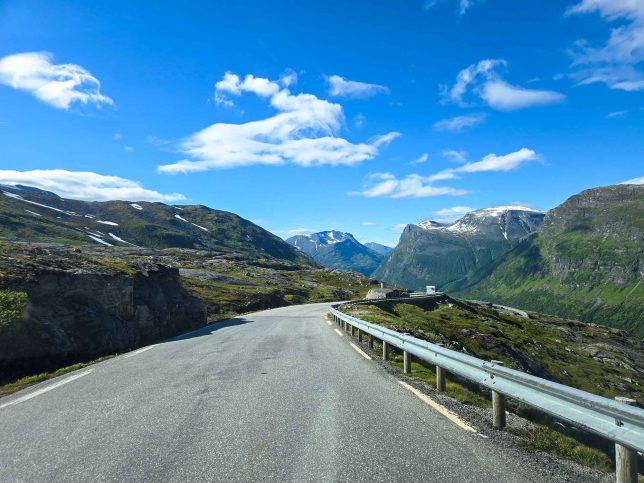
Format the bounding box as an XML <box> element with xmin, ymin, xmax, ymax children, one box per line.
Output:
<box><xmin>329</xmin><ymin>301</ymin><xmax>643</xmax><ymax>483</ymax></box>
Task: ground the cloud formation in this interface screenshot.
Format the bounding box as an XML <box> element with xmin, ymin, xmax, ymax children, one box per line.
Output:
<box><xmin>158</xmin><ymin>72</ymin><xmax>399</xmax><ymax>173</ymax></box>
<box><xmin>352</xmin><ymin>147</ymin><xmax>538</xmax><ymax>198</ymax></box>
<box><xmin>567</xmin><ymin>0</ymin><xmax>644</xmax><ymax>91</ymax></box>
<box><xmin>0</xmin><ymin>169</ymin><xmax>184</xmax><ymax>202</ymax></box>
<box><xmin>442</xmin><ymin>59</ymin><xmax>565</xmax><ymax>110</ymax></box>
<box><xmin>409</xmin><ymin>153</ymin><xmax>429</xmax><ymax>165</ymax></box>
<box><xmin>0</xmin><ymin>52</ymin><xmax>113</xmax><ymax>110</ymax></box>
<box><xmin>433</xmin><ymin>113</ymin><xmax>487</xmax><ymax>131</ymax></box>
<box><xmin>432</xmin><ymin>205</ymin><xmax>475</xmax><ymax>222</ymax></box>
<box><xmin>326</xmin><ymin>75</ymin><xmax>390</xmax><ymax>99</ymax></box>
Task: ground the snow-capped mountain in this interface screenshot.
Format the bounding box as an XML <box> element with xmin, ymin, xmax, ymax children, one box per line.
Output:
<box><xmin>373</xmin><ymin>206</ymin><xmax>545</xmax><ymax>291</ymax></box>
<box><xmin>286</xmin><ymin>231</ymin><xmax>383</xmax><ymax>275</ymax></box>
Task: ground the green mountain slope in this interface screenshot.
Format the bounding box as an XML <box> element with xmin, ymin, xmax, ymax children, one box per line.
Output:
<box><xmin>456</xmin><ymin>184</ymin><xmax>644</xmax><ymax>336</ymax></box>
<box><xmin>0</xmin><ymin>185</ymin><xmax>310</xmax><ymax>265</ymax></box>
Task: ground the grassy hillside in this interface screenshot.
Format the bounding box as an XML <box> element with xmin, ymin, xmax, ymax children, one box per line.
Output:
<box><xmin>456</xmin><ymin>185</ymin><xmax>643</xmax><ymax>336</ymax></box>
<box><xmin>341</xmin><ymin>297</ymin><xmax>643</xmax><ymax>403</ymax></box>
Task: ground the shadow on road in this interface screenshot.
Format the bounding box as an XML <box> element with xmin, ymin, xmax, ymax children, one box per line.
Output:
<box><xmin>165</xmin><ymin>316</ymin><xmax>253</xmax><ymax>343</ymax></box>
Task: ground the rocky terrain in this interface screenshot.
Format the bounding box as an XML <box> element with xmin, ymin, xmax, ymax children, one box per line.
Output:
<box><xmin>286</xmin><ymin>230</ymin><xmax>383</xmax><ymax>275</ymax></box>
<box><xmin>341</xmin><ymin>296</ymin><xmax>643</xmax><ymax>403</ymax></box>
<box><xmin>456</xmin><ymin>184</ymin><xmax>643</xmax><ymax>336</ymax></box>
<box><xmin>373</xmin><ymin>206</ymin><xmax>544</xmax><ymax>290</ymax></box>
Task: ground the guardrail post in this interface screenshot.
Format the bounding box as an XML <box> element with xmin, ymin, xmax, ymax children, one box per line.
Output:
<box><xmin>357</xmin><ymin>328</ymin><xmax>363</xmax><ymax>342</ymax></box>
<box><xmin>382</xmin><ymin>341</ymin><xmax>389</xmax><ymax>360</ymax></box>
<box><xmin>491</xmin><ymin>360</ymin><xmax>506</xmax><ymax>429</ymax></box>
<box><xmin>368</xmin><ymin>334</ymin><xmax>374</xmax><ymax>349</ymax></box>
<box><xmin>615</xmin><ymin>397</ymin><xmax>638</xmax><ymax>483</ymax></box>
<box><xmin>403</xmin><ymin>350</ymin><xmax>411</xmax><ymax>374</ymax></box>
<box><xmin>436</xmin><ymin>366</ymin><xmax>445</xmax><ymax>392</ymax></box>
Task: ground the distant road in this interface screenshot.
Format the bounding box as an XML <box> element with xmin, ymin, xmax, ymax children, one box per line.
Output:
<box><xmin>0</xmin><ymin>303</ymin><xmax>573</xmax><ymax>482</ymax></box>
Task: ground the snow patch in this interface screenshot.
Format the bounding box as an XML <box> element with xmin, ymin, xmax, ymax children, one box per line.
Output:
<box><xmin>96</xmin><ymin>220</ymin><xmax>119</xmax><ymax>226</ymax></box>
<box><xmin>24</xmin><ymin>209</ymin><xmax>42</xmax><ymax>217</ymax></box>
<box><xmin>88</xmin><ymin>235</ymin><xmax>113</xmax><ymax>246</ymax></box>
<box><xmin>3</xmin><ymin>191</ymin><xmax>70</xmax><ymax>214</ymax></box>
<box><xmin>108</xmin><ymin>233</ymin><xmax>138</xmax><ymax>246</ymax></box>
<box><xmin>191</xmin><ymin>223</ymin><xmax>209</xmax><ymax>232</ymax></box>
<box><xmin>472</xmin><ymin>205</ymin><xmax>542</xmax><ymax>217</ymax></box>
<box><xmin>130</xmin><ymin>203</ymin><xmax>143</xmax><ymax>210</ymax></box>
<box><xmin>174</xmin><ymin>214</ymin><xmax>188</xmax><ymax>222</ymax></box>
<box><xmin>84</xmin><ymin>214</ymin><xmax>96</xmax><ymax>219</ymax></box>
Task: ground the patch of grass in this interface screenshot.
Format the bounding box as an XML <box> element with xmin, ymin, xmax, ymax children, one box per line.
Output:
<box><xmin>96</xmin><ymin>257</ymin><xmax>137</xmax><ymax>276</ymax></box>
<box><xmin>0</xmin><ymin>354</ymin><xmax>116</xmax><ymax>397</ymax></box>
<box><xmin>508</xmin><ymin>424</ymin><xmax>611</xmax><ymax>473</ymax></box>
<box><xmin>0</xmin><ymin>290</ymin><xmax>27</xmax><ymax>327</ymax></box>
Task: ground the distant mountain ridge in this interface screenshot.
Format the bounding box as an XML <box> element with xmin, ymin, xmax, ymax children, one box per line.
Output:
<box><xmin>0</xmin><ymin>185</ymin><xmax>311</xmax><ymax>265</ymax></box>
<box><xmin>373</xmin><ymin>206</ymin><xmax>545</xmax><ymax>290</ymax></box>
<box><xmin>286</xmin><ymin>230</ymin><xmax>383</xmax><ymax>275</ymax></box>
<box><xmin>364</xmin><ymin>242</ymin><xmax>393</xmax><ymax>256</ymax></box>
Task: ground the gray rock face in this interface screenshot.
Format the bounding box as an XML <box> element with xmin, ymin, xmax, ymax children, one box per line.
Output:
<box><xmin>364</xmin><ymin>242</ymin><xmax>393</xmax><ymax>255</ymax></box>
<box><xmin>0</xmin><ymin>246</ymin><xmax>206</xmax><ymax>380</ymax></box>
<box><xmin>373</xmin><ymin>207</ymin><xmax>545</xmax><ymax>291</ymax></box>
<box><xmin>286</xmin><ymin>231</ymin><xmax>383</xmax><ymax>275</ymax></box>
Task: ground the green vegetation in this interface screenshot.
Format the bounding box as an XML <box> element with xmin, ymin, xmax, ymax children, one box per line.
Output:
<box><xmin>0</xmin><ymin>355</ymin><xmax>116</xmax><ymax>397</ymax></box>
<box><xmin>508</xmin><ymin>424</ymin><xmax>611</xmax><ymax>472</ymax></box>
<box><xmin>342</xmin><ymin>298</ymin><xmax>642</xmax><ymax>403</ymax></box>
<box><xmin>0</xmin><ymin>290</ymin><xmax>27</xmax><ymax>327</ymax></box>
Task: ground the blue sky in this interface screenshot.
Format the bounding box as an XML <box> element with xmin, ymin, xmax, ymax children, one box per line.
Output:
<box><xmin>0</xmin><ymin>0</ymin><xmax>642</xmax><ymax>246</ymax></box>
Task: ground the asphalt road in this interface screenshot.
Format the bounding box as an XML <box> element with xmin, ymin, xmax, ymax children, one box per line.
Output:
<box><xmin>0</xmin><ymin>303</ymin><xmax>562</xmax><ymax>482</ymax></box>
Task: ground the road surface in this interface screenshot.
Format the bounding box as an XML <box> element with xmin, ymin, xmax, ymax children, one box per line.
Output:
<box><xmin>0</xmin><ymin>303</ymin><xmax>569</xmax><ymax>482</ymax></box>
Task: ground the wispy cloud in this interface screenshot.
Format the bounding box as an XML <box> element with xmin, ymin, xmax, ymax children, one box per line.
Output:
<box><xmin>566</xmin><ymin>0</ymin><xmax>644</xmax><ymax>91</ymax></box>
<box><xmin>433</xmin><ymin>113</ymin><xmax>487</xmax><ymax>132</ymax></box>
<box><xmin>409</xmin><ymin>153</ymin><xmax>429</xmax><ymax>165</ymax></box>
<box><xmin>0</xmin><ymin>52</ymin><xmax>113</xmax><ymax>110</ymax></box>
<box><xmin>442</xmin><ymin>59</ymin><xmax>565</xmax><ymax>110</ymax></box>
<box><xmin>0</xmin><ymin>169</ymin><xmax>184</xmax><ymax>202</ymax></box>
<box><xmin>442</xmin><ymin>149</ymin><xmax>468</xmax><ymax>163</ymax></box>
<box><xmin>124</xmin><ymin>145</ymin><xmax>135</xmax><ymax>152</ymax></box>
<box><xmin>158</xmin><ymin>72</ymin><xmax>399</xmax><ymax>173</ymax></box>
<box><xmin>606</xmin><ymin>110</ymin><xmax>627</xmax><ymax>118</ymax></box>
<box><xmin>326</xmin><ymin>75</ymin><xmax>390</xmax><ymax>99</ymax></box>
<box><xmin>272</xmin><ymin>227</ymin><xmax>315</xmax><ymax>237</ymax></box>
<box><xmin>352</xmin><ymin>147</ymin><xmax>538</xmax><ymax>199</ymax></box>
<box><xmin>432</xmin><ymin>205</ymin><xmax>475</xmax><ymax>222</ymax></box>
<box><xmin>392</xmin><ymin>223</ymin><xmax>409</xmax><ymax>232</ymax></box>
<box><xmin>362</xmin><ymin>221</ymin><xmax>377</xmax><ymax>226</ymax></box>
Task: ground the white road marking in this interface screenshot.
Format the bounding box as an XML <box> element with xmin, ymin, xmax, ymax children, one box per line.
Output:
<box><xmin>350</xmin><ymin>343</ymin><xmax>372</xmax><ymax>360</ymax></box>
<box><xmin>0</xmin><ymin>370</ymin><xmax>93</xmax><ymax>410</ymax></box>
<box><xmin>333</xmin><ymin>328</ymin><xmax>344</xmax><ymax>337</ymax></box>
<box><xmin>326</xmin><ymin>320</ymin><xmax>332</xmax><ymax>325</ymax></box>
<box><xmin>124</xmin><ymin>345</ymin><xmax>157</xmax><ymax>358</ymax></box>
<box><xmin>398</xmin><ymin>380</ymin><xmax>477</xmax><ymax>433</ymax></box>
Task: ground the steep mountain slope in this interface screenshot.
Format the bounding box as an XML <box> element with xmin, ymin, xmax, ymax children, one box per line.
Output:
<box><xmin>0</xmin><ymin>185</ymin><xmax>310</xmax><ymax>265</ymax></box>
<box><xmin>286</xmin><ymin>231</ymin><xmax>382</xmax><ymax>275</ymax></box>
<box><xmin>365</xmin><ymin>242</ymin><xmax>393</xmax><ymax>255</ymax></box>
<box><xmin>456</xmin><ymin>184</ymin><xmax>644</xmax><ymax>336</ymax></box>
<box><xmin>373</xmin><ymin>207</ymin><xmax>544</xmax><ymax>290</ymax></box>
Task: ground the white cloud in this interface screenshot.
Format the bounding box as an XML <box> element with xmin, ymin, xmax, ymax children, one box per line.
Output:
<box><xmin>440</xmin><ymin>150</ymin><xmax>466</xmax><ymax>165</ymax></box>
<box><xmin>433</xmin><ymin>113</ymin><xmax>487</xmax><ymax>131</ymax></box>
<box><xmin>353</xmin><ymin>113</ymin><xmax>366</xmax><ymax>128</ymax></box>
<box><xmin>606</xmin><ymin>110</ymin><xmax>628</xmax><ymax>118</ymax></box>
<box><xmin>480</xmin><ymin>81</ymin><xmax>565</xmax><ymax>111</ymax></box>
<box><xmin>442</xmin><ymin>149</ymin><xmax>468</xmax><ymax>163</ymax></box>
<box><xmin>432</xmin><ymin>206</ymin><xmax>475</xmax><ymax>222</ymax></box>
<box><xmin>124</xmin><ymin>145</ymin><xmax>135</xmax><ymax>152</ymax></box>
<box><xmin>566</xmin><ymin>0</ymin><xmax>644</xmax><ymax>91</ymax></box>
<box><xmin>442</xmin><ymin>59</ymin><xmax>564</xmax><ymax>110</ymax></box>
<box><xmin>272</xmin><ymin>227</ymin><xmax>315</xmax><ymax>237</ymax></box>
<box><xmin>0</xmin><ymin>169</ymin><xmax>184</xmax><ymax>202</ymax></box>
<box><xmin>620</xmin><ymin>176</ymin><xmax>644</xmax><ymax>185</ymax></box>
<box><xmin>409</xmin><ymin>153</ymin><xmax>429</xmax><ymax>165</ymax></box>
<box><xmin>392</xmin><ymin>223</ymin><xmax>409</xmax><ymax>232</ymax></box>
<box><xmin>352</xmin><ymin>148</ymin><xmax>537</xmax><ymax>199</ymax></box>
<box><xmin>326</xmin><ymin>75</ymin><xmax>390</xmax><ymax>99</ymax></box>
<box><xmin>0</xmin><ymin>52</ymin><xmax>113</xmax><ymax>110</ymax></box>
<box><xmin>159</xmin><ymin>72</ymin><xmax>399</xmax><ymax>173</ymax></box>
<box><xmin>352</xmin><ymin>172</ymin><xmax>468</xmax><ymax>199</ymax></box>
<box><xmin>362</xmin><ymin>221</ymin><xmax>377</xmax><ymax>226</ymax></box>
<box><xmin>113</xmin><ymin>133</ymin><xmax>122</xmax><ymax>140</ymax></box>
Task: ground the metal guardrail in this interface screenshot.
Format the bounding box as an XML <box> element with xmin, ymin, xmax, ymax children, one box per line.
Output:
<box><xmin>329</xmin><ymin>305</ymin><xmax>644</xmax><ymax>455</ymax></box>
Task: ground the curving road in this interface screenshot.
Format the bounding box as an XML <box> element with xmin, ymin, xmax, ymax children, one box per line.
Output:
<box><xmin>0</xmin><ymin>303</ymin><xmax>572</xmax><ymax>482</ymax></box>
